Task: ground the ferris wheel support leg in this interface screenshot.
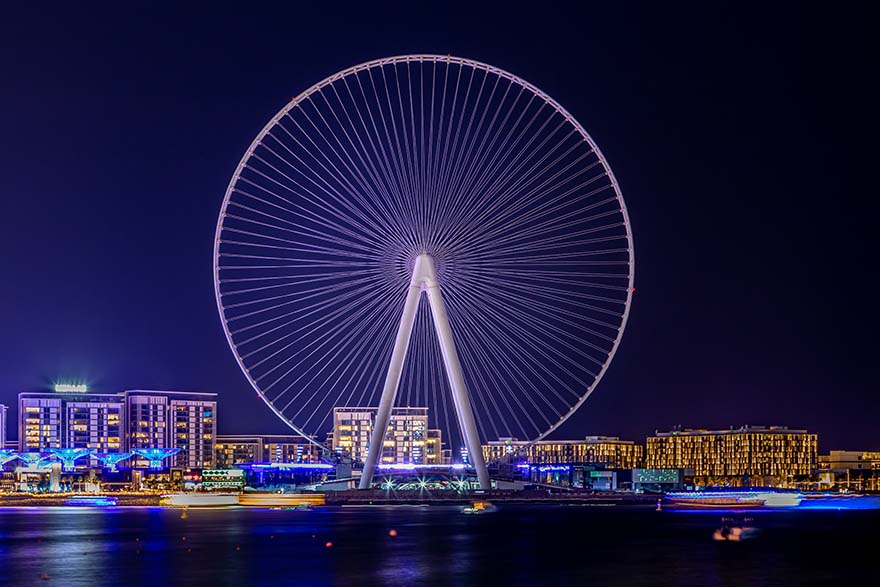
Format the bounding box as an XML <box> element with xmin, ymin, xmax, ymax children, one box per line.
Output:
<box><xmin>423</xmin><ymin>282</ymin><xmax>492</xmax><ymax>491</ymax></box>
<box><xmin>358</xmin><ymin>281</ymin><xmax>422</xmax><ymax>490</ymax></box>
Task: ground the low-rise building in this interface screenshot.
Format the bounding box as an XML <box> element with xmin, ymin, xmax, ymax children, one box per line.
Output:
<box><xmin>483</xmin><ymin>436</ymin><xmax>643</xmax><ymax>469</ymax></box>
<box><xmin>646</xmin><ymin>425</ymin><xmax>817</xmax><ymax>487</ymax></box>
<box><xmin>215</xmin><ymin>434</ymin><xmax>323</xmax><ymax>468</ymax></box>
<box><xmin>818</xmin><ymin>450</ymin><xmax>880</xmax><ymax>491</ymax></box>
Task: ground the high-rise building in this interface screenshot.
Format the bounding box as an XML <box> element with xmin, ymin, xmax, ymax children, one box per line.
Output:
<box><xmin>124</xmin><ymin>391</ymin><xmax>217</xmax><ymax>469</ymax></box>
<box><xmin>646</xmin><ymin>426</ymin><xmax>817</xmax><ymax>487</ymax></box>
<box><xmin>331</xmin><ymin>407</ymin><xmax>444</xmax><ymax>465</ymax></box>
<box><xmin>483</xmin><ymin>436</ymin><xmax>644</xmax><ymax>469</ymax></box>
<box><xmin>215</xmin><ymin>434</ymin><xmax>323</xmax><ymax>468</ymax></box>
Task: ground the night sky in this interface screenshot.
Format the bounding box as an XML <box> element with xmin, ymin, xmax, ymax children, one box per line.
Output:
<box><xmin>1</xmin><ymin>4</ymin><xmax>874</xmax><ymax>450</ymax></box>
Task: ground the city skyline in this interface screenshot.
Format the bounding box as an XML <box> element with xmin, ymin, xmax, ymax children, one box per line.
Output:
<box><xmin>1</xmin><ymin>4</ymin><xmax>875</xmax><ymax>452</ymax></box>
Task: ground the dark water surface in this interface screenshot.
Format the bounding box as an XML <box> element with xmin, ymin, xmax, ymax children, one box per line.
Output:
<box><xmin>0</xmin><ymin>505</ymin><xmax>874</xmax><ymax>586</ymax></box>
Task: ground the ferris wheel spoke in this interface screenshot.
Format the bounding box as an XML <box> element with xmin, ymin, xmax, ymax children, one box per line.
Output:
<box><xmin>348</xmin><ymin>74</ymin><xmax>412</xmax><ymax>231</ymax></box>
<box><xmin>433</xmin><ymin>62</ymin><xmax>471</xmax><ymax>232</ymax></box>
<box><xmin>367</xmin><ymin>67</ymin><xmax>415</xmax><ymax>213</ymax></box>
<box><xmin>437</xmin><ymin>124</ymin><xmax>581</xmax><ymax>251</ymax></box>
<box><xmin>437</xmin><ymin>306</ymin><xmax>507</xmax><ymax>441</ymax></box>
<box><xmin>435</xmin><ymin>66</ymin><xmax>484</xmax><ymax>226</ymax></box>
<box><xmin>281</xmin><ymin>111</ymin><xmax>413</xmax><ymax>249</ymax></box>
<box><xmin>450</xmin><ymin>306</ymin><xmax>548</xmax><ymax>438</ymax></box>
<box><xmin>473</xmin><ymin>181</ymin><xmax>615</xmax><ymax>250</ymax></box>
<box><xmin>449</xmin><ymin>279</ymin><xmax>608</xmax><ymax>374</ymax></box>
<box><xmin>469</xmin><ymin>278</ymin><xmax>622</xmax><ymax>342</ymax></box>
<box><xmin>319</xmin><ymin>85</ymin><xmax>418</xmax><ymax>247</ymax></box>
<box><xmin>255</xmin><ymin>284</ymin><xmax>402</xmax><ymax>394</ymax></box>
<box><xmin>434</xmin><ymin>79</ymin><xmax>524</xmax><ymax>234</ymax></box>
<box><xmin>449</xmin><ymin>283</ymin><xmax>595</xmax><ymax>395</ymax></box>
<box><xmin>277</xmin><ymin>294</ymin><xmax>403</xmax><ymax>420</ymax></box>
<box><xmin>221</xmin><ymin>226</ymin><xmax>381</xmax><ymax>261</ymax></box>
<box><xmin>231</xmin><ymin>180</ymin><xmax>381</xmax><ymax>252</ymax></box>
<box><xmin>227</xmin><ymin>274</ymin><xmax>388</xmax><ymax>338</ymax></box>
<box><xmin>452</xmin><ymin>312</ymin><xmax>549</xmax><ymax>435</ymax></box>
<box><xmin>340</xmin><ymin>74</ymin><xmax>414</xmax><ymax>228</ymax></box>
<box><xmin>445</xmin><ymin>137</ymin><xmax>594</xmax><ymax>249</ymax></box>
<box><xmin>264</xmin><ymin>126</ymin><xmax>390</xmax><ymax>238</ymax></box>
<box><xmin>378</xmin><ymin>65</ymin><xmax>417</xmax><ymax>211</ymax></box>
<box><xmin>292</xmin><ymin>299</ymin><xmax>400</xmax><ymax>429</ymax></box>
<box><xmin>238</xmin><ymin>280</ymin><xmax>398</xmax><ymax>358</ymax></box>
<box><xmin>447</xmin><ymin>101</ymin><xmax>557</xmax><ymax>228</ymax></box>
<box><xmin>247</xmin><ymin>148</ymin><xmax>393</xmax><ymax>247</ymax></box>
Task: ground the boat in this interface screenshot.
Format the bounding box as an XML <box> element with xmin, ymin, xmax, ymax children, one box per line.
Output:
<box><xmin>664</xmin><ymin>490</ymin><xmax>803</xmax><ymax>509</ymax></box>
<box><xmin>64</xmin><ymin>495</ymin><xmax>117</xmax><ymax>507</ymax></box>
<box><xmin>160</xmin><ymin>493</ymin><xmax>239</xmax><ymax>507</ymax></box>
<box><xmin>463</xmin><ymin>500</ymin><xmax>495</xmax><ymax>514</ymax></box>
<box><xmin>713</xmin><ymin>516</ymin><xmax>760</xmax><ymax>541</ymax></box>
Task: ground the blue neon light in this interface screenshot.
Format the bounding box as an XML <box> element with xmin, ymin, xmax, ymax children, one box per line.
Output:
<box><xmin>132</xmin><ymin>448</ymin><xmax>181</xmax><ymax>470</ymax></box>
<box><xmin>47</xmin><ymin>448</ymin><xmax>93</xmax><ymax>472</ymax></box>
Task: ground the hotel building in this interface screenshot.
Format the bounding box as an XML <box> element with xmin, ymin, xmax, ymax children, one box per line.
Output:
<box><xmin>19</xmin><ymin>388</ymin><xmax>125</xmax><ymax>460</ymax></box>
<box><xmin>330</xmin><ymin>407</ymin><xmax>446</xmax><ymax>465</ymax></box>
<box><xmin>483</xmin><ymin>436</ymin><xmax>644</xmax><ymax>469</ymax></box>
<box><xmin>17</xmin><ymin>387</ymin><xmax>217</xmax><ymax>470</ymax></box>
<box><xmin>215</xmin><ymin>434</ymin><xmax>323</xmax><ymax>468</ymax></box>
<box><xmin>646</xmin><ymin>425</ymin><xmax>817</xmax><ymax>487</ymax></box>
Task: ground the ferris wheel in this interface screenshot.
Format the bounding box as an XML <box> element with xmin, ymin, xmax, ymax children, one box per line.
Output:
<box><xmin>214</xmin><ymin>55</ymin><xmax>634</xmax><ymax>488</ymax></box>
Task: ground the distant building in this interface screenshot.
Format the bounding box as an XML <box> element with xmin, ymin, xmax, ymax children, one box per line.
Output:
<box><xmin>331</xmin><ymin>407</ymin><xmax>445</xmax><ymax>465</ymax></box>
<box><xmin>646</xmin><ymin>426</ymin><xmax>817</xmax><ymax>487</ymax></box>
<box><xmin>483</xmin><ymin>436</ymin><xmax>644</xmax><ymax>469</ymax></box>
<box><xmin>215</xmin><ymin>434</ymin><xmax>323</xmax><ymax>468</ymax></box>
<box><xmin>818</xmin><ymin>450</ymin><xmax>880</xmax><ymax>491</ymax></box>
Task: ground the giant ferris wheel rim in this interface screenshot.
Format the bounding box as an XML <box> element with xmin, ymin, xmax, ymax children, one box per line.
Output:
<box><xmin>213</xmin><ymin>54</ymin><xmax>635</xmax><ymax>447</ymax></box>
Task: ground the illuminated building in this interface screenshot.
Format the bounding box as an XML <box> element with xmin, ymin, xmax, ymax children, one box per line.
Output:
<box><xmin>483</xmin><ymin>436</ymin><xmax>644</xmax><ymax>469</ymax></box>
<box><xmin>818</xmin><ymin>451</ymin><xmax>880</xmax><ymax>491</ymax></box>
<box><xmin>18</xmin><ymin>394</ymin><xmax>62</xmax><ymax>451</ymax></box>
<box><xmin>19</xmin><ymin>389</ymin><xmax>124</xmax><ymax>464</ymax></box>
<box><xmin>123</xmin><ymin>390</ymin><xmax>217</xmax><ymax>469</ymax></box>
<box><xmin>646</xmin><ymin>426</ymin><xmax>817</xmax><ymax>487</ymax></box>
<box><xmin>331</xmin><ymin>407</ymin><xmax>445</xmax><ymax>465</ymax></box>
<box><xmin>215</xmin><ymin>434</ymin><xmax>323</xmax><ymax>468</ymax></box>
<box><xmin>169</xmin><ymin>395</ymin><xmax>217</xmax><ymax>469</ymax></box>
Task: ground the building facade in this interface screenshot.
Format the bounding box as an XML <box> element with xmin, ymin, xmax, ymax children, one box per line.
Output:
<box><xmin>17</xmin><ymin>388</ymin><xmax>217</xmax><ymax>470</ymax></box>
<box><xmin>483</xmin><ymin>436</ymin><xmax>644</xmax><ymax>469</ymax></box>
<box><xmin>331</xmin><ymin>407</ymin><xmax>445</xmax><ymax>465</ymax></box>
<box><xmin>646</xmin><ymin>426</ymin><xmax>817</xmax><ymax>487</ymax></box>
<box><xmin>818</xmin><ymin>450</ymin><xmax>880</xmax><ymax>491</ymax></box>
<box><xmin>124</xmin><ymin>391</ymin><xmax>217</xmax><ymax>469</ymax></box>
<box><xmin>215</xmin><ymin>434</ymin><xmax>323</xmax><ymax>468</ymax></box>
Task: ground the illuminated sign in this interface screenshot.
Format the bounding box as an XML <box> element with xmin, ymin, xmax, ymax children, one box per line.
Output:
<box><xmin>54</xmin><ymin>384</ymin><xmax>88</xmax><ymax>393</ymax></box>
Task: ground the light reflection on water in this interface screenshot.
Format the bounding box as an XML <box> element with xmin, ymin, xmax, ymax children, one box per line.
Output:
<box><xmin>0</xmin><ymin>504</ymin><xmax>876</xmax><ymax>586</ymax></box>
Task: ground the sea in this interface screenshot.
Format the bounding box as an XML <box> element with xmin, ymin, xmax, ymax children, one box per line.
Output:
<box><xmin>0</xmin><ymin>502</ymin><xmax>876</xmax><ymax>586</ymax></box>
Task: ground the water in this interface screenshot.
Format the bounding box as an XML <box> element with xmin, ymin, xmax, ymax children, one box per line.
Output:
<box><xmin>0</xmin><ymin>504</ymin><xmax>875</xmax><ymax>586</ymax></box>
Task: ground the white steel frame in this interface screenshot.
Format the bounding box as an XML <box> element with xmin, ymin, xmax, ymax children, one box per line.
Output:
<box><xmin>359</xmin><ymin>254</ymin><xmax>490</xmax><ymax>489</ymax></box>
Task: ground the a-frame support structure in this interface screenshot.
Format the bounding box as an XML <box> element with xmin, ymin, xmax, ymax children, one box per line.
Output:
<box><xmin>358</xmin><ymin>254</ymin><xmax>491</xmax><ymax>490</ymax></box>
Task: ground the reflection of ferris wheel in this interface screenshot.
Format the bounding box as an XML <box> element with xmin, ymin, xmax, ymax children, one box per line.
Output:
<box><xmin>214</xmin><ymin>55</ymin><xmax>634</xmax><ymax>488</ymax></box>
